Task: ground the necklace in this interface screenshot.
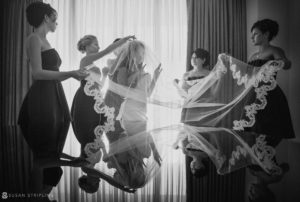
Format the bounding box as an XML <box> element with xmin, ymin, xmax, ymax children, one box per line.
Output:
<box><xmin>256</xmin><ymin>52</ymin><xmax>261</xmax><ymax>59</ymax></box>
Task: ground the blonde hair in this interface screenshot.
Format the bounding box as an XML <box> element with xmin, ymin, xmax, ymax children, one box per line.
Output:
<box><xmin>127</xmin><ymin>40</ymin><xmax>145</xmax><ymax>71</ymax></box>
<box><xmin>77</xmin><ymin>35</ymin><xmax>97</xmax><ymax>53</ymax></box>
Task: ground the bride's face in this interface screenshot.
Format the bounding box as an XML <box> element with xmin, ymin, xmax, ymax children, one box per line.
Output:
<box><xmin>134</xmin><ymin>45</ymin><xmax>145</xmax><ymax>65</ymax></box>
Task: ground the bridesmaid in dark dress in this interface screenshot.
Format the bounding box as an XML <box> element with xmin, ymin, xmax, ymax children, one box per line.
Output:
<box><xmin>174</xmin><ymin>49</ymin><xmax>250</xmax><ymax>202</ymax></box>
<box><xmin>174</xmin><ymin>48</ymin><xmax>211</xmax><ymax>177</ymax></box>
<box><xmin>71</xmin><ymin>35</ymin><xmax>135</xmax><ymax>193</ymax></box>
<box><xmin>18</xmin><ymin>2</ymin><xmax>88</xmax><ymax>201</ymax></box>
<box><xmin>245</xmin><ymin>19</ymin><xmax>295</xmax><ymax>202</ymax></box>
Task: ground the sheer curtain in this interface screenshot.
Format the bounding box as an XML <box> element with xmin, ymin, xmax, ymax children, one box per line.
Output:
<box><xmin>43</xmin><ymin>0</ymin><xmax>187</xmax><ymax>201</ymax></box>
<box><xmin>0</xmin><ymin>0</ymin><xmax>40</xmax><ymax>194</ymax></box>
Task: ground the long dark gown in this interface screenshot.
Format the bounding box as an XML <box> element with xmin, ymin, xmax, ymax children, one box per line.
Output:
<box><xmin>71</xmin><ymin>79</ymin><xmax>106</xmax><ymax>157</ymax></box>
<box><xmin>18</xmin><ymin>49</ymin><xmax>70</xmax><ymax>186</ymax></box>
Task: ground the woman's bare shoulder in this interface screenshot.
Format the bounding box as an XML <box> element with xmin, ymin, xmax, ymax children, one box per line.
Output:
<box><xmin>26</xmin><ymin>34</ymin><xmax>41</xmax><ymax>47</ymax></box>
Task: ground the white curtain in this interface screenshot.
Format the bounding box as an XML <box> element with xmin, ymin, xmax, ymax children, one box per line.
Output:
<box><xmin>43</xmin><ymin>0</ymin><xmax>188</xmax><ymax>202</ymax></box>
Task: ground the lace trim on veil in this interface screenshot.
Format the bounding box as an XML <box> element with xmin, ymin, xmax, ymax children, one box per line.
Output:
<box><xmin>228</xmin><ymin>134</ymin><xmax>281</xmax><ymax>175</ymax></box>
<box><xmin>229</xmin><ymin>60</ymin><xmax>283</xmax><ymax>175</ymax></box>
<box><xmin>232</xmin><ymin>60</ymin><xmax>283</xmax><ymax>131</ymax></box>
<box><xmin>183</xmin><ymin>56</ymin><xmax>283</xmax><ymax>175</ymax></box>
<box><xmin>83</xmin><ymin>73</ymin><xmax>116</xmax><ymax>164</ymax></box>
<box><xmin>251</xmin><ymin>135</ymin><xmax>282</xmax><ymax>175</ymax></box>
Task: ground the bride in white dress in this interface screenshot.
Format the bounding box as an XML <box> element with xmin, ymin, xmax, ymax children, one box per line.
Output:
<box><xmin>102</xmin><ymin>40</ymin><xmax>162</xmax><ymax>188</ymax></box>
<box><xmin>173</xmin><ymin>48</ymin><xmax>211</xmax><ymax>177</ymax></box>
<box><xmin>118</xmin><ymin>41</ymin><xmax>162</xmax><ymax>162</ymax></box>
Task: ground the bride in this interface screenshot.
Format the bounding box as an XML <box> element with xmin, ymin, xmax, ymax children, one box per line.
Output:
<box><xmin>101</xmin><ymin>40</ymin><xmax>162</xmax><ymax>189</ymax></box>
<box><xmin>117</xmin><ymin>41</ymin><xmax>162</xmax><ymax>164</ymax></box>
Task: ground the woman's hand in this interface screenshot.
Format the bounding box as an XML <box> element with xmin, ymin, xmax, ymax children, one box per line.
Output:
<box><xmin>152</xmin><ymin>148</ymin><xmax>162</xmax><ymax>166</ymax></box>
<box><xmin>122</xmin><ymin>187</ymin><xmax>137</xmax><ymax>193</ymax></box>
<box><xmin>71</xmin><ymin>69</ymin><xmax>88</xmax><ymax>80</ymax></box>
<box><xmin>102</xmin><ymin>67</ymin><xmax>110</xmax><ymax>77</ymax></box>
<box><xmin>173</xmin><ymin>78</ymin><xmax>180</xmax><ymax>86</ymax></box>
<box><xmin>153</xmin><ymin>63</ymin><xmax>162</xmax><ymax>81</ymax></box>
<box><xmin>123</xmin><ymin>35</ymin><xmax>136</xmax><ymax>41</ymax></box>
<box><xmin>281</xmin><ymin>58</ymin><xmax>291</xmax><ymax>70</ymax></box>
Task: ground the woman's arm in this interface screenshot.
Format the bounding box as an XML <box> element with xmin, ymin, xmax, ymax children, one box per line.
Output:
<box><xmin>148</xmin><ymin>136</ymin><xmax>162</xmax><ymax>166</ymax></box>
<box><xmin>181</xmin><ymin>81</ymin><xmax>189</xmax><ymax>91</ymax></box>
<box><xmin>272</xmin><ymin>46</ymin><xmax>291</xmax><ymax>70</ymax></box>
<box><xmin>82</xmin><ymin>167</ymin><xmax>136</xmax><ymax>193</ymax></box>
<box><xmin>81</xmin><ymin>35</ymin><xmax>135</xmax><ymax>65</ymax></box>
<box><xmin>27</xmin><ymin>35</ymin><xmax>87</xmax><ymax>81</ymax></box>
<box><xmin>35</xmin><ymin>156</ymin><xmax>89</xmax><ymax>168</ymax></box>
<box><xmin>60</xmin><ymin>153</ymin><xmax>77</xmax><ymax>160</ymax></box>
<box><xmin>173</xmin><ymin>79</ymin><xmax>188</xmax><ymax>98</ymax></box>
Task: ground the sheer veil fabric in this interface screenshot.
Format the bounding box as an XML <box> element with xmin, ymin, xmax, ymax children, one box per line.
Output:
<box><xmin>82</xmin><ymin>41</ymin><xmax>284</xmax><ymax>188</ymax></box>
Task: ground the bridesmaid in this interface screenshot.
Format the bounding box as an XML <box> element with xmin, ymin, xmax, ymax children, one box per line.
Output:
<box><xmin>18</xmin><ymin>2</ymin><xmax>88</xmax><ymax>201</ymax></box>
<box><xmin>71</xmin><ymin>35</ymin><xmax>134</xmax><ymax>192</ymax></box>
<box><xmin>180</xmin><ymin>48</ymin><xmax>210</xmax><ymax>92</ymax></box>
<box><xmin>246</xmin><ymin>19</ymin><xmax>294</xmax><ymax>202</ymax></box>
<box><xmin>173</xmin><ymin>48</ymin><xmax>211</xmax><ymax>177</ymax></box>
<box><xmin>71</xmin><ymin>35</ymin><xmax>134</xmax><ymax>159</ymax></box>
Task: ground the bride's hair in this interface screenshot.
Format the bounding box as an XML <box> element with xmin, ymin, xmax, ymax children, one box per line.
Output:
<box><xmin>112</xmin><ymin>40</ymin><xmax>146</xmax><ymax>87</ymax></box>
<box><xmin>77</xmin><ymin>35</ymin><xmax>97</xmax><ymax>53</ymax></box>
<box><xmin>126</xmin><ymin>40</ymin><xmax>145</xmax><ymax>71</ymax></box>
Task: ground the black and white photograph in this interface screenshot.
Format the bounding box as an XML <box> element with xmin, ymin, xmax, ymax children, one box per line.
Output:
<box><xmin>1</xmin><ymin>0</ymin><xmax>299</xmax><ymax>201</ymax></box>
